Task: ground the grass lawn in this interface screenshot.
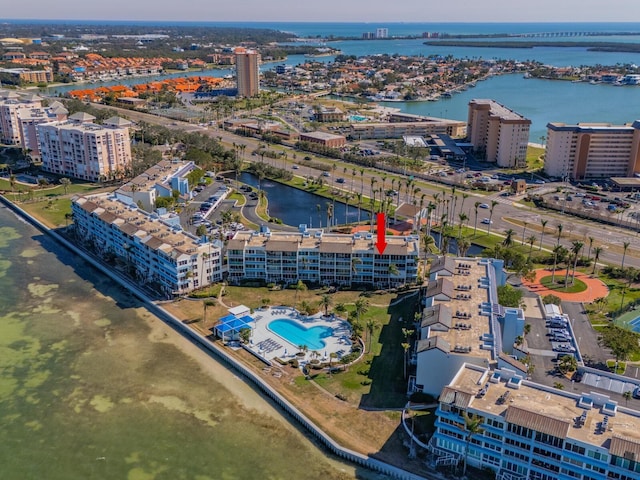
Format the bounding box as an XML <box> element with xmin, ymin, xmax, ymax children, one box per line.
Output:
<box><xmin>526</xmin><ymin>146</ymin><xmax>545</xmax><ymax>171</ymax></box>
<box><xmin>606</xmin><ymin>360</ymin><xmax>627</xmax><ymax>374</ymax></box>
<box><xmin>20</xmin><ymin>197</ymin><xmax>73</xmax><ymax>228</ymax></box>
<box><xmin>227</xmin><ymin>191</ymin><xmax>245</xmax><ymax>206</ymax></box>
<box><xmin>539</xmin><ymin>276</ymin><xmax>587</xmax><ymax>293</ymax></box>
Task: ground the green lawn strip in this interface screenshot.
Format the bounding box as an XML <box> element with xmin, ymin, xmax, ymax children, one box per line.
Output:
<box><xmin>606</xmin><ymin>360</ymin><xmax>627</xmax><ymax>374</ymax></box>
<box><xmin>20</xmin><ymin>197</ymin><xmax>73</xmax><ymax>228</ymax></box>
<box><xmin>227</xmin><ymin>191</ymin><xmax>246</xmax><ymax>206</ymax></box>
<box><xmin>313</xmin><ymin>294</ymin><xmax>418</xmax><ymax>408</ymax></box>
<box><xmin>539</xmin><ymin>276</ymin><xmax>587</xmax><ymax>294</ymax></box>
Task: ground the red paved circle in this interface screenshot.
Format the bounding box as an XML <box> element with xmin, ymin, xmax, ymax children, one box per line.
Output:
<box><xmin>522</xmin><ymin>269</ymin><xmax>609</xmax><ymax>303</ymax></box>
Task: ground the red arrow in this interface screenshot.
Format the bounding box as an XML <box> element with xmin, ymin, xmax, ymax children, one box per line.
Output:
<box><xmin>375</xmin><ymin>212</ymin><xmax>387</xmax><ymax>254</ymax></box>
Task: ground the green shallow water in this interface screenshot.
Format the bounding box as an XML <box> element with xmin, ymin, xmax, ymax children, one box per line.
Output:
<box><xmin>0</xmin><ymin>206</ymin><xmax>363</xmax><ymax>480</ymax></box>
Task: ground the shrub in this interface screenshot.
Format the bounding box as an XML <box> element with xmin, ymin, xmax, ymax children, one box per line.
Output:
<box><xmin>543</xmin><ymin>294</ymin><xmax>562</xmax><ymax>306</ymax></box>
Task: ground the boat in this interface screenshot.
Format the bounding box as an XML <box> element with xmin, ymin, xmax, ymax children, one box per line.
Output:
<box><xmin>442</xmin><ymin>92</ymin><xmax>452</xmax><ymax>98</ymax></box>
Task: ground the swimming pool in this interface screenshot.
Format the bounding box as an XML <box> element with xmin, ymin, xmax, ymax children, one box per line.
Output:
<box><xmin>268</xmin><ymin>318</ymin><xmax>333</xmax><ymax>351</ymax></box>
<box><xmin>349</xmin><ymin>115</ymin><xmax>367</xmax><ymax>122</ymax></box>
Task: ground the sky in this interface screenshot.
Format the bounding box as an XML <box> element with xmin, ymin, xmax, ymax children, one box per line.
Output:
<box><xmin>3</xmin><ymin>0</ymin><xmax>640</xmax><ymax>23</ymax></box>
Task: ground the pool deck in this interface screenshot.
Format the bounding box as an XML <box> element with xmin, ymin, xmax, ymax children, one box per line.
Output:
<box><xmin>248</xmin><ymin>306</ymin><xmax>353</xmax><ymax>364</ymax></box>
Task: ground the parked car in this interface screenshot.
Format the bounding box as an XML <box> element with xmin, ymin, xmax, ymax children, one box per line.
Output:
<box><xmin>479</xmin><ymin>203</ymin><xmax>489</xmax><ymax>209</ymax></box>
<box><xmin>481</xmin><ymin>218</ymin><xmax>493</xmax><ymax>224</ymax></box>
<box><xmin>292</xmin><ymin>164</ymin><xmax>299</xmax><ymax>169</ymax></box>
<box><xmin>634</xmin><ymin>386</ymin><xmax>640</xmax><ymax>399</ymax></box>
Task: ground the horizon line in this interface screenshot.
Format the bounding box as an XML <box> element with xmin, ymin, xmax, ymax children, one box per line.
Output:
<box><xmin>2</xmin><ymin>19</ymin><xmax>640</xmax><ymax>24</ymax></box>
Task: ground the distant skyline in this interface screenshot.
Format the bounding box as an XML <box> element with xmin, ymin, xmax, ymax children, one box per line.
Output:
<box><xmin>3</xmin><ymin>0</ymin><xmax>640</xmax><ymax>23</ymax></box>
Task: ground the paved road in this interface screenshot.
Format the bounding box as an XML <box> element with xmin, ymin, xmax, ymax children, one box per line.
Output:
<box><xmin>84</xmin><ymin>102</ymin><xmax>640</xmax><ymax>269</ymax></box>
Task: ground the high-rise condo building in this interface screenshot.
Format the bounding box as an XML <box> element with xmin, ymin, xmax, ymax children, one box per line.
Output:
<box><xmin>467</xmin><ymin>99</ymin><xmax>531</xmax><ymax>168</ymax></box>
<box><xmin>545</xmin><ymin>121</ymin><xmax>640</xmax><ymax>180</ymax></box>
<box><xmin>235</xmin><ymin>48</ymin><xmax>260</xmax><ymax>98</ymax></box>
<box><xmin>38</xmin><ymin>113</ymin><xmax>132</xmax><ymax>182</ymax></box>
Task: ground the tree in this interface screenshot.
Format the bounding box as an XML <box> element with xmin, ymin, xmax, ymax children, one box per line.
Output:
<box><xmin>239</xmin><ymin>327</ymin><xmax>252</xmax><ymax>344</ymax></box>
<box><xmin>539</xmin><ymin>219</ymin><xmax>548</xmax><ymax>251</ymax></box>
<box><xmin>598</xmin><ymin>325</ymin><xmax>640</xmax><ymax>364</ymax></box>
<box><xmin>320</xmin><ymin>294</ymin><xmax>333</xmax><ymax>317</ymax></box>
<box><xmin>460</xmin><ymin>412</ymin><xmax>484</xmax><ymax>477</ymax></box>
<box><xmin>526</xmin><ymin>234</ymin><xmax>537</xmax><ymax>261</ymax></box>
<box><xmin>59</xmin><ymin>177</ymin><xmax>71</xmax><ymax>195</ymax></box>
<box><xmin>457</xmin><ymin>238</ymin><xmax>471</xmax><ymax>257</ymax></box>
<box><xmin>497</xmin><ymin>284</ymin><xmax>523</xmax><ymax>307</ymax></box>
<box><xmin>558</xmin><ymin>355</ymin><xmax>577</xmax><ymax>374</ymax></box>
<box><xmin>592</xmin><ymin>246</ymin><xmax>604</xmax><ymax>274</ymax></box>
<box><xmin>365</xmin><ymin>318</ymin><xmax>379</xmax><ymax>353</ymax></box>
<box><xmin>622</xmin><ymin>241</ymin><xmax>630</xmax><ymax>269</ymax></box>
<box><xmin>502</xmin><ymin>229</ymin><xmax>515</xmax><ymax>247</ymax></box>
<box><xmin>261</xmin><ymin>297</ymin><xmax>271</xmax><ymax>309</ymax></box>
<box><xmin>555</xmin><ymin>223</ymin><xmax>563</xmax><ymax>247</ymax></box>
<box><xmin>195</xmin><ymin>224</ymin><xmax>208</xmax><ymax>237</ymax></box>
<box><xmin>293</xmin><ymin>280</ymin><xmax>307</xmax><ymax>309</ymax></box>
<box><xmin>487</xmin><ymin>200</ymin><xmax>498</xmax><ymax>236</ymax></box>
<box><xmin>329</xmin><ymin>352</ymin><xmax>338</xmax><ymax>376</ymax></box>
<box><xmin>570</xmin><ymin>241</ymin><xmax>584</xmax><ymax>284</ymax></box>
<box><xmin>401</xmin><ymin>342</ymin><xmax>411</xmax><ymax>379</ymax></box>
<box><xmin>624</xmin><ymin>390</ymin><xmax>633</xmax><ymax>406</ymax></box>
<box><xmin>542</xmin><ymin>294</ymin><xmax>562</xmax><ymax>305</ymax></box>
<box><xmin>457</xmin><ymin>212</ymin><xmax>468</xmax><ymax>239</ymax></box>
<box><xmin>473</xmin><ymin>201</ymin><xmax>480</xmax><ymax>237</ymax></box>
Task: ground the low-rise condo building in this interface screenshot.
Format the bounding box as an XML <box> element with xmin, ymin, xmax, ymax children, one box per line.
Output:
<box><xmin>545</xmin><ymin>121</ymin><xmax>640</xmax><ymax>180</ymax></box>
<box><xmin>411</xmin><ymin>256</ymin><xmax>524</xmax><ymax>397</ymax></box>
<box><xmin>351</xmin><ymin>117</ymin><xmax>466</xmax><ymax>140</ymax></box>
<box><xmin>299</xmin><ymin>131</ymin><xmax>347</xmax><ymax>148</ymax></box>
<box><xmin>467</xmin><ymin>99</ymin><xmax>531</xmax><ymax>168</ymax></box>
<box><xmin>226</xmin><ymin>227</ymin><xmax>419</xmax><ymax>287</ymax></box>
<box><xmin>72</xmin><ymin>193</ymin><xmax>222</xmax><ymax>296</ymax></box>
<box><xmin>430</xmin><ymin>362</ymin><xmax>640</xmax><ymax>480</ymax></box>
<box><xmin>38</xmin><ymin>113</ymin><xmax>133</xmax><ymax>182</ymax></box>
<box><xmin>114</xmin><ymin>159</ymin><xmax>197</xmax><ymax>211</ymax></box>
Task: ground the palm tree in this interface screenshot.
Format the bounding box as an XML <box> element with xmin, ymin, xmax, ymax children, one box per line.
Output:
<box><xmin>461</xmin><ymin>412</ymin><xmax>485</xmax><ymax>477</ymax></box>
<box><xmin>401</xmin><ymin>342</ymin><xmax>410</xmax><ymax>379</ymax></box>
<box><xmin>502</xmin><ymin>229</ymin><xmax>515</xmax><ymax>247</ymax></box>
<box><xmin>388</xmin><ymin>263</ymin><xmax>399</xmax><ymax>289</ymax></box>
<box><xmin>320</xmin><ymin>294</ymin><xmax>332</xmax><ymax>317</ymax></box>
<box><xmin>9</xmin><ymin>174</ymin><xmax>16</xmax><ymax>193</ymax></box>
<box><xmin>570</xmin><ymin>241</ymin><xmax>584</xmax><ymax>284</ymax></box>
<box><xmin>622</xmin><ymin>241</ymin><xmax>630</xmax><ymax>268</ymax></box>
<box><xmin>473</xmin><ymin>201</ymin><xmax>480</xmax><ymax>237</ymax></box>
<box><xmin>487</xmin><ymin>200</ymin><xmax>498</xmax><ymax>236</ymax></box>
<box><xmin>551</xmin><ymin>244</ymin><xmax>561</xmax><ymax>283</ymax></box>
<box><xmin>527</xmin><ymin>234</ymin><xmax>537</xmax><ymax>261</ymax></box>
<box><xmin>592</xmin><ymin>246</ymin><xmax>604</xmax><ymax>274</ymax></box>
<box><xmin>422</xmin><ymin>233</ymin><xmax>435</xmax><ymax>259</ymax></box>
<box><xmin>365</xmin><ymin>318</ymin><xmax>379</xmax><ymax>353</ymax></box>
<box><xmin>587</xmin><ymin>236</ymin><xmax>595</xmax><ymax>261</ymax></box>
<box><xmin>521</xmin><ymin>221</ymin><xmax>528</xmax><ymax>245</ymax></box>
<box><xmin>457</xmin><ymin>212</ymin><xmax>468</xmax><ymax>239</ymax></box>
<box><xmin>555</xmin><ymin>223</ymin><xmax>563</xmax><ymax>247</ymax></box>
<box><xmin>326</xmin><ymin>201</ymin><xmax>333</xmax><ymax>229</ymax></box>
<box><xmin>316</xmin><ymin>203</ymin><xmax>322</xmax><ymax>228</ymax></box>
<box><xmin>354</xmin><ymin>297</ymin><xmax>369</xmax><ymax>326</ymax></box>
<box><xmin>294</xmin><ymin>280</ymin><xmax>307</xmax><ymax>310</ymax></box>
<box><xmin>457</xmin><ymin>238</ymin><xmax>471</xmax><ymax>257</ymax></box>
<box><xmin>539</xmin><ymin>219</ymin><xmax>548</xmax><ymax>251</ymax></box>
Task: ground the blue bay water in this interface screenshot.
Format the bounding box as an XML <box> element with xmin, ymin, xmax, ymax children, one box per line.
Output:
<box><xmin>43</xmin><ymin>22</ymin><xmax>640</xmax><ymax>145</ymax></box>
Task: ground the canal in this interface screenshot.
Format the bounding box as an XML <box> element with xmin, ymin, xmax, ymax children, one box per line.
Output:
<box><xmin>236</xmin><ymin>172</ymin><xmax>485</xmax><ymax>256</ymax></box>
<box><xmin>237</xmin><ymin>171</ymin><xmax>370</xmax><ymax>227</ymax></box>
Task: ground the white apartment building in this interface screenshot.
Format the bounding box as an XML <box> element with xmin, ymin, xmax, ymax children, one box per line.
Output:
<box><xmin>0</xmin><ymin>91</ymin><xmax>68</xmax><ymax>153</ymax></box>
<box><xmin>467</xmin><ymin>99</ymin><xmax>531</xmax><ymax>168</ymax></box>
<box><xmin>412</xmin><ymin>256</ymin><xmax>524</xmax><ymax>397</ymax></box>
<box><xmin>38</xmin><ymin>113</ymin><xmax>133</xmax><ymax>182</ymax></box>
<box><xmin>376</xmin><ymin>28</ymin><xmax>389</xmax><ymax>39</ymax></box>
<box><xmin>545</xmin><ymin>121</ymin><xmax>640</xmax><ymax>180</ymax></box>
<box><xmin>226</xmin><ymin>227</ymin><xmax>419</xmax><ymax>287</ymax></box>
<box><xmin>431</xmin><ymin>362</ymin><xmax>640</xmax><ymax>480</ymax></box>
<box><xmin>114</xmin><ymin>159</ymin><xmax>197</xmax><ymax>211</ymax></box>
<box><xmin>72</xmin><ymin>193</ymin><xmax>222</xmax><ymax>296</ymax></box>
